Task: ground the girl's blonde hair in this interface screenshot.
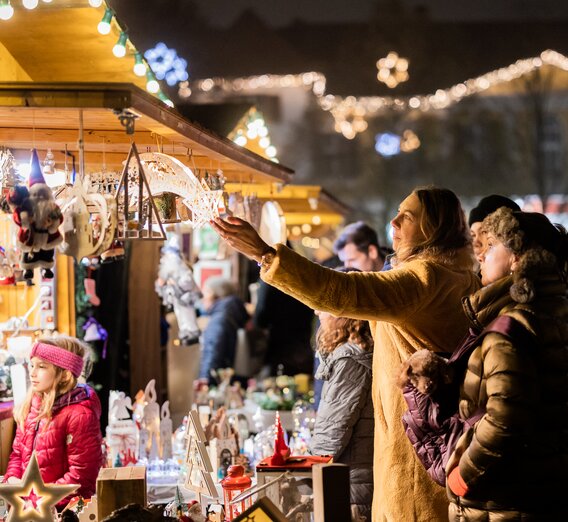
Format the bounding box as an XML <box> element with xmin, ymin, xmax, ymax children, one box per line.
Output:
<box><xmin>15</xmin><ymin>335</ymin><xmax>88</xmax><ymax>429</ymax></box>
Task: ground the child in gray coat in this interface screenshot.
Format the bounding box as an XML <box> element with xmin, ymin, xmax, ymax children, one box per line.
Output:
<box><xmin>310</xmin><ymin>268</ymin><xmax>374</xmax><ymax>521</ymax></box>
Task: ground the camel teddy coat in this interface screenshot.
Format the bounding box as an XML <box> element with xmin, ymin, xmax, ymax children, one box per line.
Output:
<box><xmin>262</xmin><ymin>244</ymin><xmax>480</xmax><ymax>522</ymax></box>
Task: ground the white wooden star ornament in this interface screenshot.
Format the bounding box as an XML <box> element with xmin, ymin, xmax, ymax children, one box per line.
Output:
<box><xmin>0</xmin><ymin>452</ymin><xmax>78</xmax><ymax>522</ymax></box>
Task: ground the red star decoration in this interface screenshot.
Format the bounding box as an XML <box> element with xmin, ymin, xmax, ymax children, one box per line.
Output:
<box><xmin>20</xmin><ymin>488</ymin><xmax>41</xmax><ymax>511</ymax></box>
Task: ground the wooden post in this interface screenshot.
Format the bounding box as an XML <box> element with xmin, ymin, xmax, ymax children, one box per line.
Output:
<box><xmin>312</xmin><ymin>463</ymin><xmax>351</xmax><ymax>522</ymax></box>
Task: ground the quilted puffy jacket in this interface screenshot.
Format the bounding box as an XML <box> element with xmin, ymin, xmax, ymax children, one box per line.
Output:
<box><xmin>310</xmin><ymin>342</ymin><xmax>374</xmax><ymax>521</ymax></box>
<box><xmin>446</xmin><ymin>274</ymin><xmax>568</xmax><ymax>520</ymax></box>
<box><xmin>4</xmin><ymin>384</ymin><xmax>103</xmax><ymax>500</ymax></box>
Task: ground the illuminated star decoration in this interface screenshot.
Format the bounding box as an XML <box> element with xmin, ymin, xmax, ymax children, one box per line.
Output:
<box><xmin>0</xmin><ymin>452</ymin><xmax>78</xmax><ymax>522</ymax></box>
<box><xmin>144</xmin><ymin>43</ymin><xmax>189</xmax><ymax>86</ymax></box>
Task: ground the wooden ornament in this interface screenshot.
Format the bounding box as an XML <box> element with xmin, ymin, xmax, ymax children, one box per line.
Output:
<box><xmin>0</xmin><ymin>452</ymin><xmax>78</xmax><ymax>522</ymax></box>
<box><xmin>184</xmin><ymin>410</ymin><xmax>218</xmax><ymax>500</ymax></box>
<box><xmin>116</xmin><ymin>143</ymin><xmax>166</xmax><ymax>240</ymax></box>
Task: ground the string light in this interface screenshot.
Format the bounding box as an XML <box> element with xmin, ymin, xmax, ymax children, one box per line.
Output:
<box><xmin>180</xmin><ymin>49</ymin><xmax>568</xmax><ymax>140</ymax></box>
<box><xmin>157</xmin><ymin>91</ymin><xmax>174</xmax><ymax>108</ymax></box>
<box><xmin>133</xmin><ymin>52</ymin><xmax>147</xmax><ymax>76</ymax></box>
<box><xmin>179</xmin><ymin>71</ymin><xmax>326</xmax><ymax>99</ymax></box>
<box><xmin>97</xmin><ymin>7</ymin><xmax>113</xmax><ymax>35</ymax></box>
<box><xmin>88</xmin><ymin>0</ymin><xmax>104</xmax><ymax>7</ymax></box>
<box><xmin>0</xmin><ymin>0</ymin><xmax>14</xmax><ymax>20</ymax></box>
<box><xmin>22</xmin><ymin>0</ymin><xmax>39</xmax><ymax>9</ymax></box>
<box><xmin>146</xmin><ymin>70</ymin><xmax>160</xmax><ymax>94</ymax></box>
<box><xmin>112</xmin><ymin>31</ymin><xmax>128</xmax><ymax>58</ymax></box>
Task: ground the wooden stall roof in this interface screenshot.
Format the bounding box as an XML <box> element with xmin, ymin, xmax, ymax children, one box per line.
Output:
<box><xmin>0</xmin><ymin>83</ymin><xmax>293</xmax><ymax>184</ymax></box>
<box><xmin>225</xmin><ymin>183</ymin><xmax>351</xmax><ymax>226</ymax></box>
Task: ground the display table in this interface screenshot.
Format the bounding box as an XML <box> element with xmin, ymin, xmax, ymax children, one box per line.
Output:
<box><xmin>147</xmin><ymin>482</ymin><xmax>222</xmax><ymax>505</ymax></box>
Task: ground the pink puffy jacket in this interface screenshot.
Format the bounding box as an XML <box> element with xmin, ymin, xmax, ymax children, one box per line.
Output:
<box><xmin>4</xmin><ymin>384</ymin><xmax>103</xmax><ymax>500</ymax></box>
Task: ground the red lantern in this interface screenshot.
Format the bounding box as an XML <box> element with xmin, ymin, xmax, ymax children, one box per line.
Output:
<box><xmin>220</xmin><ymin>464</ymin><xmax>252</xmax><ymax>520</ymax></box>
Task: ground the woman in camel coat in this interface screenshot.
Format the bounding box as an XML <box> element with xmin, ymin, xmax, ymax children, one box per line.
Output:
<box><xmin>212</xmin><ymin>186</ymin><xmax>480</xmax><ymax>521</ymax></box>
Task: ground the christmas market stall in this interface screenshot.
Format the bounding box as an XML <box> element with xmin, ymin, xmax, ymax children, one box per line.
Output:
<box><xmin>0</xmin><ymin>3</ymin><xmax>352</xmax><ymax>520</ymax></box>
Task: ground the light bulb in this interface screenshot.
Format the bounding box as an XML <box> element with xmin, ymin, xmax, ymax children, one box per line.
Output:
<box><xmin>112</xmin><ymin>31</ymin><xmax>128</xmax><ymax>58</ymax></box>
<box><xmin>88</xmin><ymin>0</ymin><xmax>103</xmax><ymax>7</ymax></box>
<box><xmin>146</xmin><ymin>71</ymin><xmax>159</xmax><ymax>94</ymax></box>
<box><xmin>97</xmin><ymin>8</ymin><xmax>113</xmax><ymax>35</ymax></box>
<box><xmin>0</xmin><ymin>1</ymin><xmax>14</xmax><ymax>20</ymax></box>
<box><xmin>42</xmin><ymin>0</ymin><xmax>52</xmax><ymax>3</ymax></box>
<box><xmin>266</xmin><ymin>146</ymin><xmax>277</xmax><ymax>158</ymax></box>
<box><xmin>157</xmin><ymin>92</ymin><xmax>174</xmax><ymax>108</ymax></box>
<box><xmin>133</xmin><ymin>52</ymin><xmax>146</xmax><ymax>76</ymax></box>
<box><xmin>259</xmin><ymin>137</ymin><xmax>270</xmax><ymax>149</ymax></box>
<box><xmin>22</xmin><ymin>0</ymin><xmax>39</xmax><ymax>9</ymax></box>
<box><xmin>234</xmin><ymin>135</ymin><xmax>247</xmax><ymax>147</ymax></box>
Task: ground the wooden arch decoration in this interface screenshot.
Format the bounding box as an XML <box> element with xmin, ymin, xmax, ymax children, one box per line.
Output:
<box><xmin>137</xmin><ymin>152</ymin><xmax>224</xmax><ymax>229</ymax></box>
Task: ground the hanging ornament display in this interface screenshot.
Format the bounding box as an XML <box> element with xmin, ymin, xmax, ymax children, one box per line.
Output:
<box><xmin>0</xmin><ymin>452</ymin><xmax>78</xmax><ymax>522</ymax></box>
<box><xmin>155</xmin><ymin>234</ymin><xmax>201</xmax><ymax>344</ymax></box>
<box><xmin>42</xmin><ymin>148</ymin><xmax>56</xmax><ymax>175</ymax></box>
<box><xmin>0</xmin><ymin>147</ymin><xmax>20</xmax><ymax>196</ymax></box>
<box><xmin>58</xmin><ymin>176</ymin><xmax>116</xmax><ymax>261</ymax></box>
<box><xmin>116</xmin><ymin>144</ymin><xmax>166</xmax><ymax>240</ymax></box>
<box><xmin>6</xmin><ymin>150</ymin><xmax>63</xmax><ymax>281</ymax></box>
<box><xmin>135</xmin><ymin>152</ymin><xmax>225</xmax><ymax>229</ymax></box>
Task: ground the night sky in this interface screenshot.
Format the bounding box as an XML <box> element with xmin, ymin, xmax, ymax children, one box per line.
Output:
<box><xmin>195</xmin><ymin>0</ymin><xmax>568</xmax><ymax>27</ymax></box>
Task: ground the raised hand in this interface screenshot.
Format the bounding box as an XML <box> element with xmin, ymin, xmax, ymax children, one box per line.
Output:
<box><xmin>210</xmin><ymin>216</ymin><xmax>272</xmax><ymax>262</ymax></box>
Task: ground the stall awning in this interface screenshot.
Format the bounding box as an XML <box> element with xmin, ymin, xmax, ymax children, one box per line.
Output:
<box><xmin>225</xmin><ymin>183</ymin><xmax>351</xmax><ymax>226</ymax></box>
<box><xmin>0</xmin><ymin>82</ymin><xmax>293</xmax><ymax>184</ymax></box>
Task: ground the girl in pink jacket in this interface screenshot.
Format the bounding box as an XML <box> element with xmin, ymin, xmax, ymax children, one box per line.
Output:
<box><xmin>4</xmin><ymin>336</ymin><xmax>103</xmax><ymax>500</ymax></box>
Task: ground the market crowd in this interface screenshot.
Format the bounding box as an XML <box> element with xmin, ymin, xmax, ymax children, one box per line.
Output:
<box><xmin>212</xmin><ymin>186</ymin><xmax>568</xmax><ymax>522</ymax></box>
<box><xmin>2</xmin><ymin>185</ymin><xmax>566</xmax><ymax>522</ymax></box>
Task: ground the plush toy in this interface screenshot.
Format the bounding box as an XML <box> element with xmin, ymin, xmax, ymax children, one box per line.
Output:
<box><xmin>10</xmin><ymin>150</ymin><xmax>63</xmax><ymax>280</ymax></box>
<box><xmin>397</xmin><ymin>349</ymin><xmax>453</xmax><ymax>395</ymax></box>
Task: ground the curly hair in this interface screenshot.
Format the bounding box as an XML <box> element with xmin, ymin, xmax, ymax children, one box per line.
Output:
<box><xmin>394</xmin><ymin>186</ymin><xmax>472</xmax><ymax>265</ymax></box>
<box><xmin>483</xmin><ymin>207</ymin><xmax>568</xmax><ymax>303</ymax></box>
<box><xmin>316</xmin><ymin>315</ymin><xmax>374</xmax><ymax>354</ymax></box>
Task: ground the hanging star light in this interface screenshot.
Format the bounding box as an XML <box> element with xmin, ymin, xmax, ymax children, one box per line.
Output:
<box><xmin>144</xmin><ymin>42</ymin><xmax>189</xmax><ymax>86</ymax></box>
<box><xmin>182</xmin><ymin>188</ymin><xmax>224</xmax><ymax>229</ymax></box>
<box><xmin>0</xmin><ymin>452</ymin><xmax>78</xmax><ymax>522</ymax></box>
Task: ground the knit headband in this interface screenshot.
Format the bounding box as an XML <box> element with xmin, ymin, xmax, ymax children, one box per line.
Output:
<box><xmin>30</xmin><ymin>342</ymin><xmax>84</xmax><ymax>378</ymax></box>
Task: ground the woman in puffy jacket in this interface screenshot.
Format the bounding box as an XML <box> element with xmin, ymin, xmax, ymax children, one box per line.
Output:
<box><xmin>446</xmin><ymin>208</ymin><xmax>568</xmax><ymax>520</ymax></box>
<box><xmin>310</xmin><ymin>267</ymin><xmax>374</xmax><ymax>521</ymax></box>
<box><xmin>4</xmin><ymin>335</ymin><xmax>103</xmax><ymax>502</ymax></box>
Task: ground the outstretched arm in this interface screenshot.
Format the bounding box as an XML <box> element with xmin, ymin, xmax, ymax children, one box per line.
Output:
<box><xmin>210</xmin><ymin>217</ymin><xmax>272</xmax><ymax>262</ymax></box>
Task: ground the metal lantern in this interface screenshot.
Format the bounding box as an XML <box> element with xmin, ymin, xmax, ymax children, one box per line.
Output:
<box><xmin>220</xmin><ymin>464</ymin><xmax>252</xmax><ymax>521</ymax></box>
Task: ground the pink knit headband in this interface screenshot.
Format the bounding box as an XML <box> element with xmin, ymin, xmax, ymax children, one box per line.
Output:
<box><xmin>30</xmin><ymin>342</ymin><xmax>84</xmax><ymax>378</ymax></box>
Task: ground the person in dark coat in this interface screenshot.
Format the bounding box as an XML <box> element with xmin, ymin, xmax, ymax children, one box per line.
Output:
<box><xmin>446</xmin><ymin>208</ymin><xmax>568</xmax><ymax>521</ymax></box>
<box><xmin>310</xmin><ymin>268</ymin><xmax>374</xmax><ymax>520</ymax></box>
<box><xmin>253</xmin><ymin>279</ymin><xmax>314</xmax><ymax>376</ymax></box>
<box><xmin>199</xmin><ymin>276</ymin><xmax>249</xmax><ymax>383</ymax></box>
